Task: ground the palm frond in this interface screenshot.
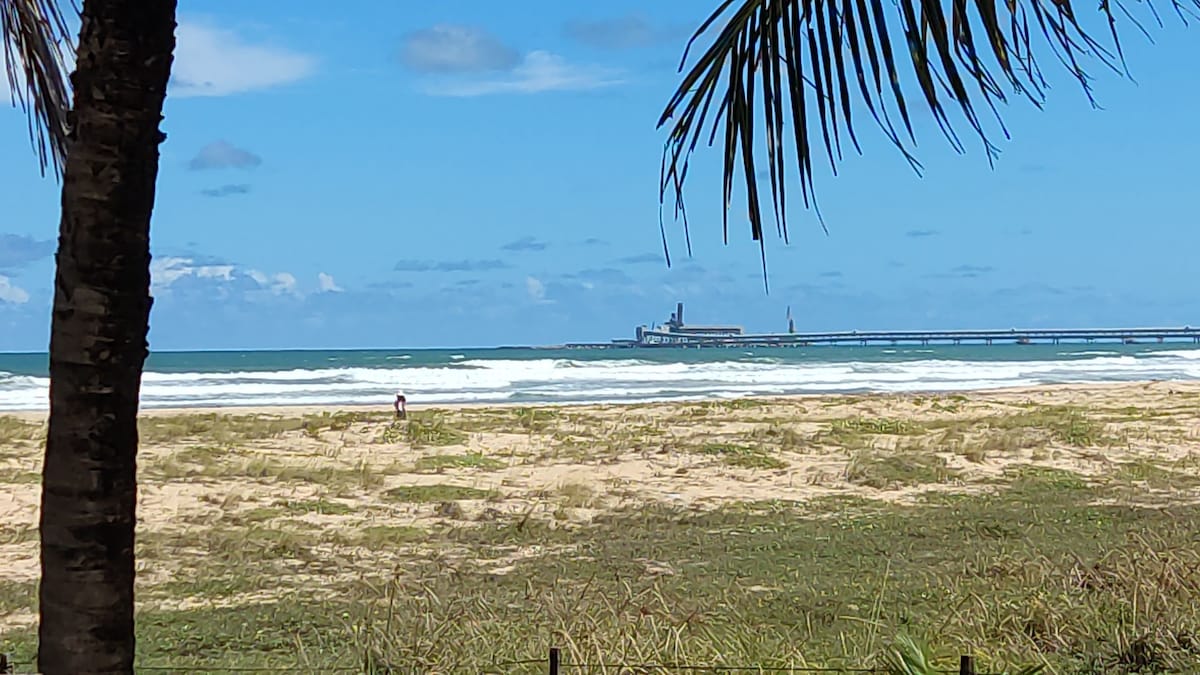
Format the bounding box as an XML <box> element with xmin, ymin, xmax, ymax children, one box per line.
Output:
<box><xmin>1</xmin><ymin>0</ymin><xmax>74</xmax><ymax>176</ymax></box>
<box><xmin>658</xmin><ymin>0</ymin><xmax>1199</xmax><ymax>281</ymax></box>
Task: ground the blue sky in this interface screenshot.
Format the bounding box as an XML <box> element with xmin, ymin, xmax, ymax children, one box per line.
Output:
<box><xmin>1</xmin><ymin>1</ymin><xmax>1199</xmax><ymax>350</ymax></box>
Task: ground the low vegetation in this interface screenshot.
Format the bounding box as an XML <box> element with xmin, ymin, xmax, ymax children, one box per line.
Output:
<box><xmin>696</xmin><ymin>442</ymin><xmax>789</xmax><ymax>470</ymax></box>
<box><xmin>3</xmin><ymin>383</ymin><xmax>1199</xmax><ymax>672</ymax></box>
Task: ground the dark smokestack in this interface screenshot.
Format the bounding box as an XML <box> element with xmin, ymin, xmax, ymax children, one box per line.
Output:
<box><xmin>676</xmin><ymin>302</ymin><xmax>684</xmax><ymax>326</ymax></box>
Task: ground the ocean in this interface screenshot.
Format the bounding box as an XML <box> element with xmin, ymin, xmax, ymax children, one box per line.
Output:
<box><xmin>3</xmin><ymin>343</ymin><xmax>1200</xmax><ymax>411</ymax></box>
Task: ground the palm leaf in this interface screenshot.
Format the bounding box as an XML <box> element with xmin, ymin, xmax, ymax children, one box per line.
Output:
<box><xmin>1</xmin><ymin>0</ymin><xmax>74</xmax><ymax>175</ymax></box>
<box><xmin>659</xmin><ymin>0</ymin><xmax>1199</xmax><ymax>280</ymax></box>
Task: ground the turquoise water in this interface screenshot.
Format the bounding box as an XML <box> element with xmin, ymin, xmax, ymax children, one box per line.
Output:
<box><xmin>2</xmin><ymin>343</ymin><xmax>1199</xmax><ymax>410</ymax></box>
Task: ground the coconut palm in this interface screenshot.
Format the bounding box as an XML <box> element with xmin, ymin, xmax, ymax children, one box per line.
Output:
<box><xmin>658</xmin><ymin>0</ymin><xmax>1199</xmax><ymax>280</ymax></box>
<box><xmin>3</xmin><ymin>1</ymin><xmax>177</xmax><ymax>673</ymax></box>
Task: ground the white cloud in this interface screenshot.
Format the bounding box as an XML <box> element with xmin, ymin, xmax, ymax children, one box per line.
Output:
<box><xmin>4</xmin><ymin>20</ymin><xmax>314</xmax><ymax>101</ymax></box>
<box><xmin>247</xmin><ymin>269</ymin><xmax>298</xmax><ymax>296</ymax></box>
<box><xmin>150</xmin><ymin>257</ymin><xmax>199</xmax><ymax>292</ymax></box>
<box><xmin>399</xmin><ymin>25</ymin><xmax>520</xmax><ymax>73</ymax></box>
<box><xmin>171</xmin><ymin>21</ymin><xmax>317</xmax><ymax>98</ymax></box>
<box><xmin>195</xmin><ymin>265</ymin><xmax>235</xmax><ymax>281</ymax></box>
<box><xmin>423</xmin><ymin>51</ymin><xmax>622</xmax><ymax>97</ymax></box>
<box><xmin>525</xmin><ymin>276</ymin><xmax>548</xmax><ymax>303</ymax></box>
<box><xmin>0</xmin><ymin>275</ymin><xmax>30</xmax><ymax>304</ymax></box>
<box><xmin>318</xmin><ymin>272</ymin><xmax>343</xmax><ymax>293</ymax></box>
<box><xmin>189</xmin><ymin>141</ymin><xmax>262</xmax><ymax>170</ymax></box>
<box><xmin>5</xmin><ymin>19</ymin><xmax>314</xmax><ymax>99</ymax></box>
<box><xmin>153</xmin><ymin>258</ymin><xmax>300</xmax><ymax>298</ymax></box>
<box><xmin>270</xmin><ymin>272</ymin><xmax>298</xmax><ymax>295</ymax></box>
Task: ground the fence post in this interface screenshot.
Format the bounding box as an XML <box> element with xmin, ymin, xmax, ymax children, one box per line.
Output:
<box><xmin>0</xmin><ymin>653</ymin><xmax>9</xmax><ymax>675</ymax></box>
<box><xmin>549</xmin><ymin>646</ymin><xmax>560</xmax><ymax>675</ymax></box>
<box><xmin>959</xmin><ymin>654</ymin><xmax>976</xmax><ymax>675</ymax></box>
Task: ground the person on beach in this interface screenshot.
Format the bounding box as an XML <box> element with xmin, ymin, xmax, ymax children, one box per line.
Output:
<box><xmin>393</xmin><ymin>390</ymin><xmax>407</xmax><ymax>419</ymax></box>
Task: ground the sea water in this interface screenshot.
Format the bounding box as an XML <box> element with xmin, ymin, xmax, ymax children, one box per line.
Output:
<box><xmin>2</xmin><ymin>344</ymin><xmax>1200</xmax><ymax>411</ymax></box>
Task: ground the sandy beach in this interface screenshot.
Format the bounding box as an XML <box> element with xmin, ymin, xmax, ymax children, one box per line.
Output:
<box><xmin>4</xmin><ymin>380</ymin><xmax>1200</xmax><ymax>670</ymax></box>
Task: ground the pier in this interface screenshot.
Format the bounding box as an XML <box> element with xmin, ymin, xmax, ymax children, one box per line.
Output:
<box><xmin>563</xmin><ymin>303</ymin><xmax>1200</xmax><ymax>350</ymax></box>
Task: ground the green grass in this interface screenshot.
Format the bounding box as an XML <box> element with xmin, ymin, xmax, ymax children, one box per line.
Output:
<box><xmin>1001</xmin><ymin>465</ymin><xmax>1090</xmax><ymax>491</ymax></box>
<box><xmin>5</xmin><ymin>470</ymin><xmax>40</xmax><ymax>484</ymax></box>
<box><xmin>0</xmin><ymin>523</ymin><xmax>36</xmax><ymax>545</ymax></box>
<box><xmin>1108</xmin><ymin>460</ymin><xmax>1200</xmax><ymax>496</ymax></box>
<box><xmin>144</xmin><ymin>452</ymin><xmax>385</xmax><ymax>495</ymax></box>
<box><xmin>718</xmin><ymin>398</ymin><xmax>772</xmax><ymax>410</ymax></box>
<box><xmin>556</xmin><ymin>482</ymin><xmax>597</xmax><ymax>508</ymax></box>
<box><xmin>813</xmin><ymin>407</ymin><xmax>1115</xmax><ymax>458</ymax></box>
<box><xmin>237</xmin><ymin>456</ymin><xmax>385</xmax><ymax>491</ymax></box>
<box><xmin>413</xmin><ymin>452</ymin><xmax>504</xmax><ymax>473</ymax></box>
<box><xmin>138</xmin><ymin>411</ymin><xmax>393</xmax><ymax>445</ymax></box>
<box><xmin>346</xmin><ymin>525</ymin><xmax>427</xmax><ymax>550</ymax></box>
<box><xmin>696</xmin><ymin>442</ymin><xmax>789</xmax><ymax>470</ymax></box>
<box><xmin>402</xmin><ymin>415</ymin><xmax>467</xmax><ymax>448</ymax></box>
<box><xmin>844</xmin><ymin>452</ymin><xmax>959</xmax><ymax>489</ymax></box>
<box><xmin>0</xmin><ymin>415</ymin><xmax>42</xmax><ymax>445</ymax></box>
<box><xmin>745</xmin><ymin>424</ymin><xmax>808</xmax><ymax>451</ymax></box>
<box><xmin>5</xmin><ymin>400</ymin><xmax>1200</xmax><ymax>673</ymax></box>
<box><xmin>514</xmin><ymin>406</ymin><xmax>558</xmax><ymax>431</ymax></box>
<box><xmin>4</xmin><ymin>473</ymin><xmax>1200</xmax><ymax>672</ymax></box>
<box><xmin>816</xmin><ymin>417</ymin><xmax>923</xmax><ymax>452</ymax></box>
<box><xmin>301</xmin><ymin>410</ymin><xmax>387</xmax><ymax>434</ymax></box>
<box><xmin>965</xmin><ymin>428</ymin><xmax>1043</xmax><ymax>458</ymax></box>
<box><xmin>979</xmin><ymin>407</ymin><xmax>1110</xmax><ymax>447</ymax></box>
<box><xmin>0</xmin><ymin>579</ymin><xmax>36</xmax><ymax>617</ymax></box>
<box><xmin>139</xmin><ymin>414</ymin><xmax>308</xmax><ymax>444</ymax></box>
<box><xmin>275</xmin><ymin>498</ymin><xmax>356</xmax><ymax>516</ymax></box>
<box><xmin>383</xmin><ymin>484</ymin><xmax>495</xmax><ymax>503</ymax></box>
<box><xmin>147</xmin><ymin>444</ymin><xmax>232</xmax><ymax>479</ymax></box>
<box><xmin>831</xmin><ymin>417</ymin><xmax>920</xmax><ymax>435</ymax></box>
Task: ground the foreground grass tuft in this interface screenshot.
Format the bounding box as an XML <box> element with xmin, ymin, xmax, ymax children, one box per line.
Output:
<box><xmin>0</xmin><ymin>415</ymin><xmax>43</xmax><ymax>445</ymax></box>
<box><xmin>844</xmin><ymin>452</ymin><xmax>959</xmax><ymax>489</ymax></box>
<box><xmin>413</xmin><ymin>452</ymin><xmax>503</xmax><ymax>473</ymax></box>
<box><xmin>697</xmin><ymin>443</ymin><xmax>788</xmax><ymax>470</ymax></box>
<box><xmin>4</xmin><ymin>390</ymin><xmax>1200</xmax><ymax>673</ymax></box>
<box><xmin>402</xmin><ymin>415</ymin><xmax>468</xmax><ymax>448</ymax></box>
<box><xmin>384</xmin><ymin>484</ymin><xmax>494</xmax><ymax>503</ymax></box>
<box><xmin>3</xmin><ymin>462</ymin><xmax>1200</xmax><ymax>672</ymax></box>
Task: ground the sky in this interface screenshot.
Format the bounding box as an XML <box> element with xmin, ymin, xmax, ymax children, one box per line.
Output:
<box><xmin>1</xmin><ymin>1</ymin><xmax>1199</xmax><ymax>350</ymax></box>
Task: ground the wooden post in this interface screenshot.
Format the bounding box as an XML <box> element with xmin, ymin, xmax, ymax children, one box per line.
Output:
<box><xmin>0</xmin><ymin>653</ymin><xmax>9</xmax><ymax>674</ymax></box>
<box><xmin>549</xmin><ymin>646</ymin><xmax>560</xmax><ymax>675</ymax></box>
<box><xmin>959</xmin><ymin>654</ymin><xmax>976</xmax><ymax>675</ymax></box>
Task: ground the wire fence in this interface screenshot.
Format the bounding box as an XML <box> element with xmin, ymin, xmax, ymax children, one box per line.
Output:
<box><xmin>0</xmin><ymin>649</ymin><xmax>993</xmax><ymax>674</ymax></box>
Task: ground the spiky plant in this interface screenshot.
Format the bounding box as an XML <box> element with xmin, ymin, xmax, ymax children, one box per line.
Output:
<box><xmin>879</xmin><ymin>635</ymin><xmax>1047</xmax><ymax>675</ymax></box>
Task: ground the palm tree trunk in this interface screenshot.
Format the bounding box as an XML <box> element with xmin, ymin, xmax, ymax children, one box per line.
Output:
<box><xmin>38</xmin><ymin>1</ymin><xmax>177</xmax><ymax>673</ymax></box>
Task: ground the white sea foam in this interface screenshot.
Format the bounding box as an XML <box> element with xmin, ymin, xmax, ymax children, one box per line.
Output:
<box><xmin>4</xmin><ymin>348</ymin><xmax>1200</xmax><ymax>411</ymax></box>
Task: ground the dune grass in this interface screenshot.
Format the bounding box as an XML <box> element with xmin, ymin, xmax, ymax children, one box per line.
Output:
<box><xmin>3</xmin><ymin>393</ymin><xmax>1200</xmax><ymax>673</ymax></box>
<box><xmin>6</xmin><ymin>470</ymin><xmax>1197</xmax><ymax>672</ymax></box>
